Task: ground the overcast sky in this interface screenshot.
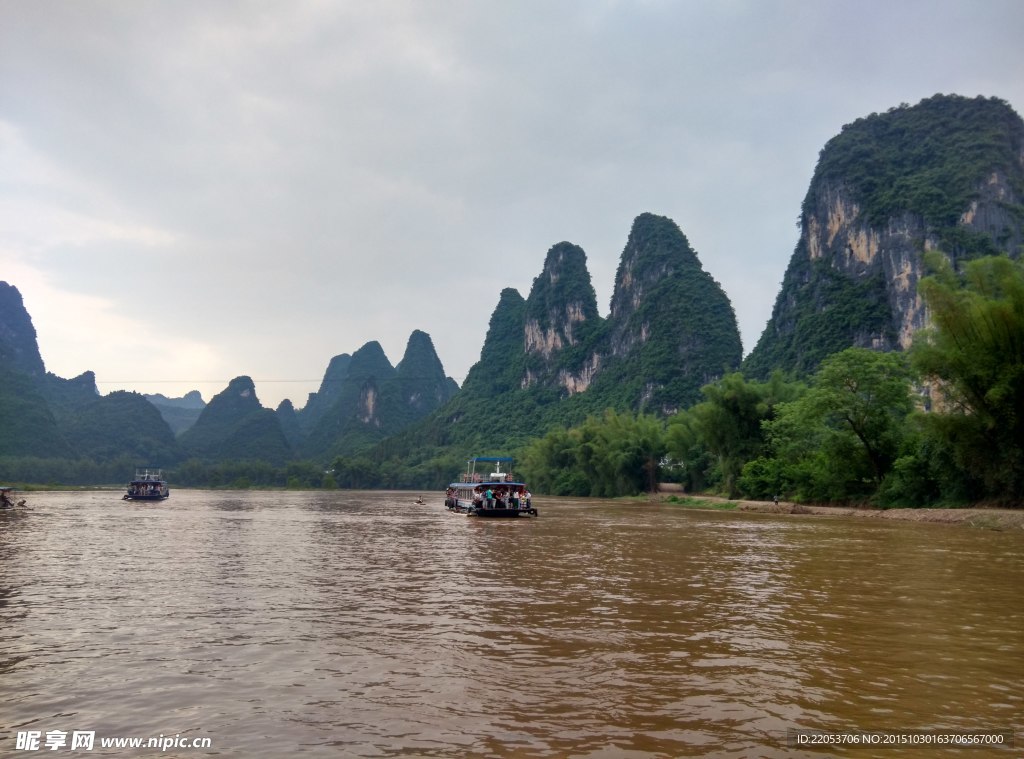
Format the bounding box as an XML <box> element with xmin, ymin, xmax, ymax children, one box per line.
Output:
<box><xmin>2</xmin><ymin>1</ymin><xmax>1022</xmax><ymax>410</ymax></box>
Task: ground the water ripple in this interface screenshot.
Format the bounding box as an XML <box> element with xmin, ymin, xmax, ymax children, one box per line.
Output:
<box><xmin>1</xmin><ymin>491</ymin><xmax>1022</xmax><ymax>757</ymax></box>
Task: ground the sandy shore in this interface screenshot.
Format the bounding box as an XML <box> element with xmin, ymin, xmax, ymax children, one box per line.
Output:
<box><xmin>665</xmin><ymin>495</ymin><xmax>1024</xmax><ymax>530</ymax></box>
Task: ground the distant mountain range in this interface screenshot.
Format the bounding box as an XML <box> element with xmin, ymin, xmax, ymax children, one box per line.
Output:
<box><xmin>145</xmin><ymin>390</ymin><xmax>206</xmax><ymax>435</ymax></box>
<box><xmin>369</xmin><ymin>212</ymin><xmax>743</xmax><ymax>462</ymax></box>
<box><xmin>1</xmin><ymin>93</ymin><xmax>1021</xmax><ymax>475</ymax></box>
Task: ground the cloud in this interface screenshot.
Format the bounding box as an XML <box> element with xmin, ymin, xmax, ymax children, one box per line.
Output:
<box><xmin>1</xmin><ymin>0</ymin><xmax>1022</xmax><ymax>408</ymax></box>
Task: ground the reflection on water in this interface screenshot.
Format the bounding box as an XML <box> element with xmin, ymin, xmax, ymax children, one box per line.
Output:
<box><xmin>1</xmin><ymin>491</ymin><xmax>1021</xmax><ymax>757</ymax></box>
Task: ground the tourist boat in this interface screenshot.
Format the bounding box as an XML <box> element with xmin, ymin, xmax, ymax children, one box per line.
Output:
<box><xmin>445</xmin><ymin>457</ymin><xmax>537</xmax><ymax>517</ymax></box>
<box><xmin>1</xmin><ymin>487</ymin><xmax>26</xmax><ymax>509</ymax></box>
<box><xmin>123</xmin><ymin>469</ymin><xmax>170</xmax><ymax>501</ymax></box>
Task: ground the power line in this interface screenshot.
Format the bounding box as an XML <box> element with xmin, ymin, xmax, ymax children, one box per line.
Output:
<box><xmin>93</xmin><ymin>376</ymin><xmax>466</xmax><ymax>384</ymax></box>
<box><xmin>94</xmin><ymin>379</ymin><xmax>325</xmax><ymax>383</ymax></box>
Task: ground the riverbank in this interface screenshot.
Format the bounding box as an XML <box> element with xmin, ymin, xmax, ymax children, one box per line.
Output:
<box><xmin>660</xmin><ymin>494</ymin><xmax>1024</xmax><ymax>530</ymax></box>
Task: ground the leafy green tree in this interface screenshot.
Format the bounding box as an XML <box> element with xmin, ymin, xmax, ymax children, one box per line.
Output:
<box><xmin>754</xmin><ymin>348</ymin><xmax>914</xmax><ymax>502</ymax></box>
<box><xmin>812</xmin><ymin>349</ymin><xmax>915</xmax><ymax>485</ymax></box>
<box><xmin>599</xmin><ymin>411</ymin><xmax>666</xmax><ymax>495</ymax></box>
<box><xmin>518</xmin><ymin>410</ymin><xmax>665</xmax><ymax>497</ymax></box>
<box><xmin>330</xmin><ymin>455</ymin><xmax>381</xmax><ymax>489</ymax></box>
<box><xmin>572</xmin><ymin>411</ymin><xmax>664</xmax><ymax>496</ymax></box>
<box><xmin>665</xmin><ymin>408</ymin><xmax>716</xmax><ymax>493</ymax></box>
<box><xmin>520</xmin><ymin>426</ymin><xmax>588</xmax><ymax>495</ymax></box>
<box><xmin>911</xmin><ymin>253</ymin><xmax>1024</xmax><ymax>500</ymax></box>
<box><xmin>674</xmin><ymin>372</ymin><xmax>804</xmax><ymax>497</ymax></box>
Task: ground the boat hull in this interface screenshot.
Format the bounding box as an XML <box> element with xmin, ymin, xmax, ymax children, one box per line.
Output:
<box><xmin>124</xmin><ymin>492</ymin><xmax>169</xmax><ymax>501</ymax></box>
<box><xmin>446</xmin><ymin>497</ymin><xmax>537</xmax><ymax>518</ymax></box>
<box><xmin>470</xmin><ymin>506</ymin><xmax>537</xmax><ymax>518</ymax></box>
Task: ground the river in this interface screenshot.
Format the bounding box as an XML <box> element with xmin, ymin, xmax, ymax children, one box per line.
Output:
<box><xmin>1</xmin><ymin>490</ymin><xmax>1021</xmax><ymax>757</ymax></box>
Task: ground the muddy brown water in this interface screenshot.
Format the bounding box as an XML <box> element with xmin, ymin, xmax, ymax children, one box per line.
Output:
<box><xmin>1</xmin><ymin>490</ymin><xmax>1021</xmax><ymax>757</ymax></box>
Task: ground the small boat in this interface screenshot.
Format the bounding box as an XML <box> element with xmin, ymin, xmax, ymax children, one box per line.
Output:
<box><xmin>445</xmin><ymin>457</ymin><xmax>537</xmax><ymax>518</ymax></box>
<box><xmin>123</xmin><ymin>469</ymin><xmax>170</xmax><ymax>501</ymax></box>
<box><xmin>1</xmin><ymin>487</ymin><xmax>26</xmax><ymax>509</ymax></box>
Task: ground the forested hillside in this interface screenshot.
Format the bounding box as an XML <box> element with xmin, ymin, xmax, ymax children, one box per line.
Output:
<box><xmin>3</xmin><ymin>94</ymin><xmax>1022</xmax><ymax>502</ymax></box>
<box><xmin>341</xmin><ymin>213</ymin><xmax>741</xmax><ymax>486</ymax></box>
<box><xmin>744</xmin><ymin>94</ymin><xmax>1024</xmax><ymax>378</ymax></box>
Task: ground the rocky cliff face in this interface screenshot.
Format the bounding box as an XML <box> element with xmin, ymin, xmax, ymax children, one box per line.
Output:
<box><xmin>745</xmin><ymin>94</ymin><xmax>1024</xmax><ymax>377</ymax></box>
<box><xmin>519</xmin><ymin>214</ymin><xmax>741</xmax><ymax>412</ymax></box>
<box><xmin>0</xmin><ymin>282</ymin><xmax>45</xmax><ymax>377</ymax></box>
<box><xmin>521</xmin><ymin>242</ymin><xmax>603</xmax><ymax>393</ymax></box>
<box><xmin>404</xmin><ymin>212</ymin><xmax>742</xmax><ymax>456</ymax></box>
<box><xmin>297</xmin><ymin>344</ymin><xmax>388</xmax><ymax>458</ymax></box>
<box><xmin>598</xmin><ymin>213</ymin><xmax>742</xmax><ymax>412</ymax></box>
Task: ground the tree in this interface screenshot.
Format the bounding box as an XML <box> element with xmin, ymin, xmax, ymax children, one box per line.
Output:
<box><xmin>519</xmin><ymin>426</ymin><xmax>588</xmax><ymax>496</ymax></box>
<box><xmin>756</xmin><ymin>348</ymin><xmax>914</xmax><ymax>502</ymax></box>
<box><xmin>665</xmin><ymin>407</ymin><xmax>716</xmax><ymax>493</ymax></box>
<box><xmin>812</xmin><ymin>348</ymin><xmax>915</xmax><ymax>485</ymax></box>
<box><xmin>675</xmin><ymin>372</ymin><xmax>804</xmax><ymax>497</ymax></box>
<box><xmin>911</xmin><ymin>253</ymin><xmax>1024</xmax><ymax>500</ymax></box>
<box><xmin>518</xmin><ymin>410</ymin><xmax>666</xmax><ymax>498</ymax></box>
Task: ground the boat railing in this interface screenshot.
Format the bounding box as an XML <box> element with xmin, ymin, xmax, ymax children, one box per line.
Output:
<box><xmin>461</xmin><ymin>472</ymin><xmax>516</xmax><ymax>483</ymax></box>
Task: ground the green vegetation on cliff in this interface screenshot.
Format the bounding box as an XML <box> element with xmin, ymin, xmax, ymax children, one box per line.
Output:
<box><xmin>743</xmin><ymin>257</ymin><xmax>893</xmax><ymax>378</ymax></box>
<box><xmin>0</xmin><ymin>369</ymin><xmax>72</xmax><ymax>458</ymax></box>
<box><xmin>810</xmin><ymin>94</ymin><xmax>1024</xmax><ymax>232</ymax></box>
<box><xmin>746</xmin><ymin>94</ymin><xmax>1024</xmax><ymax>380</ymax></box>
<box><xmin>179</xmin><ymin>377</ymin><xmax>292</xmax><ymax>465</ymax></box>
<box><xmin>907</xmin><ymin>253</ymin><xmax>1024</xmax><ymax>501</ymax></box>
<box><xmin>60</xmin><ymin>391</ymin><xmax>183</xmax><ymax>463</ymax></box>
<box><xmin>522</xmin><ymin>242</ymin><xmax>605</xmax><ymax>381</ymax></box>
<box><xmin>598</xmin><ymin>213</ymin><xmax>742</xmax><ymax>412</ymax></box>
<box><xmin>361</xmin><ymin>214</ymin><xmax>742</xmax><ymax>480</ymax></box>
<box><xmin>519</xmin><ymin>255</ymin><xmax>1024</xmax><ymax>505</ymax></box>
<box><xmin>7</xmin><ymin>96</ymin><xmax>1020</xmax><ymax>497</ymax></box>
